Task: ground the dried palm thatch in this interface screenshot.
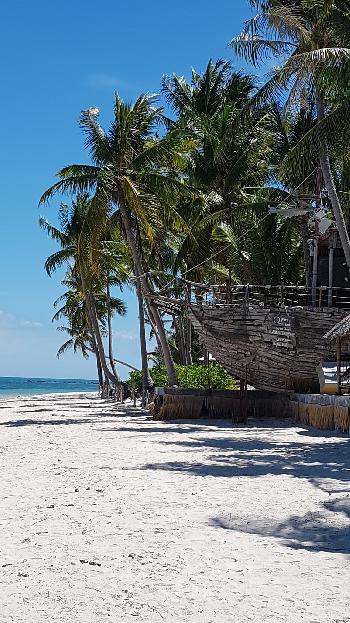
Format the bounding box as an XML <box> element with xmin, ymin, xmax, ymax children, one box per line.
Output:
<box><xmin>206</xmin><ymin>397</ymin><xmax>242</xmax><ymax>420</ymax></box>
<box><xmin>253</xmin><ymin>397</ymin><xmax>290</xmax><ymax>418</ymax></box>
<box><xmin>297</xmin><ymin>402</ymin><xmax>310</xmax><ymax>426</ymax></box>
<box><xmin>289</xmin><ymin>401</ymin><xmax>299</xmax><ymax>421</ymax></box>
<box><xmin>155</xmin><ymin>395</ymin><xmax>204</xmax><ymax>420</ymax></box>
<box><xmin>334</xmin><ymin>405</ymin><xmax>350</xmax><ymax>432</ymax></box>
<box><xmin>307</xmin><ymin>404</ymin><xmax>334</xmax><ymax>430</ymax></box>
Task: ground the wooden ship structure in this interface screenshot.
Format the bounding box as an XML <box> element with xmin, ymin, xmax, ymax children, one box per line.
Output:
<box><xmin>154</xmin><ymin>230</ymin><xmax>350</xmax><ymax>395</ymax></box>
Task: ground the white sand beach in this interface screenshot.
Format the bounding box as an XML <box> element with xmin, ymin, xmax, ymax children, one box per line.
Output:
<box><xmin>0</xmin><ymin>392</ymin><xmax>349</xmax><ymax>623</ymax></box>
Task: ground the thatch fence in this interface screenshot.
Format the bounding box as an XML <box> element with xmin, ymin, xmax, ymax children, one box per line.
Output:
<box><xmin>153</xmin><ymin>388</ymin><xmax>290</xmax><ymax>422</ymax></box>
<box><xmin>152</xmin><ymin>388</ymin><xmax>350</xmax><ymax>433</ymax></box>
<box><xmin>290</xmin><ymin>394</ymin><xmax>350</xmax><ymax>432</ymax></box>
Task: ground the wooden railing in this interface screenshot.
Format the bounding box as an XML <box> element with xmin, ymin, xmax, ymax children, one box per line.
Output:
<box><xmin>180</xmin><ymin>281</ymin><xmax>350</xmax><ymax>309</ymax></box>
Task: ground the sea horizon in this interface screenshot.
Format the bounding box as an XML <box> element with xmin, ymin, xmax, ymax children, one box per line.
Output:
<box><xmin>0</xmin><ymin>376</ymin><xmax>99</xmax><ymax>398</ymax></box>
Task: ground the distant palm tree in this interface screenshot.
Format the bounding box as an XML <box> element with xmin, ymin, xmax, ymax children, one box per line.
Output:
<box><xmin>53</xmin><ymin>271</ymin><xmax>126</xmax><ymax>388</ymax></box>
<box><xmin>40</xmin><ymin>194</ymin><xmax>126</xmax><ymax>386</ymax></box>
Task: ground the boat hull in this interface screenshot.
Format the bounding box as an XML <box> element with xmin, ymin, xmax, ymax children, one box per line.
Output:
<box><xmin>189</xmin><ymin>304</ymin><xmax>349</xmax><ymax>393</ymax></box>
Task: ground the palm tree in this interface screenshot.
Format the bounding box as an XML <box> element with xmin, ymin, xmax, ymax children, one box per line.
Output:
<box><xmin>40</xmin><ymin>194</ymin><xmax>126</xmax><ymax>387</ymax></box>
<box><xmin>53</xmin><ymin>271</ymin><xmax>126</xmax><ymax>389</ymax></box>
<box><xmin>231</xmin><ymin>0</ymin><xmax>350</xmax><ymax>268</ymax></box>
<box><xmin>163</xmin><ymin>60</ymin><xmax>277</xmax><ymax>283</ymax></box>
<box><xmin>268</xmin><ymin>103</ymin><xmax>318</xmax><ymax>286</ymax></box>
<box><xmin>39</xmin><ymin>96</ymin><xmax>193</xmax><ymax>386</ymax></box>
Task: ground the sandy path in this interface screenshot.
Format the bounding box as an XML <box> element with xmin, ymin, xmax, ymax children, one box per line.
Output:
<box><xmin>0</xmin><ymin>393</ymin><xmax>349</xmax><ymax>622</ymax></box>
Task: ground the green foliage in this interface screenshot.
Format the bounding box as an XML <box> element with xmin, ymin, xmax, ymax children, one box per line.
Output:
<box><xmin>128</xmin><ymin>363</ymin><xmax>237</xmax><ymax>391</ymax></box>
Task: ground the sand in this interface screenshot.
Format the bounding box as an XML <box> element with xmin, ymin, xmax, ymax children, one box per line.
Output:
<box><xmin>0</xmin><ymin>392</ymin><xmax>349</xmax><ymax>623</ymax></box>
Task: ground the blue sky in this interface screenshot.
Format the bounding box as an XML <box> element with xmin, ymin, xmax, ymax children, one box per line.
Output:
<box><xmin>0</xmin><ymin>0</ymin><xmax>253</xmax><ymax>379</ymax></box>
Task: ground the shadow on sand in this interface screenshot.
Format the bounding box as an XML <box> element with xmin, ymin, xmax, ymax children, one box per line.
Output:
<box><xmin>210</xmin><ymin>497</ymin><xmax>350</xmax><ymax>555</ymax></box>
<box><xmin>131</xmin><ymin>420</ymin><xmax>350</xmax><ymax>555</ymax></box>
<box><xmin>2</xmin><ymin>405</ymin><xmax>350</xmax><ymax>554</ymax></box>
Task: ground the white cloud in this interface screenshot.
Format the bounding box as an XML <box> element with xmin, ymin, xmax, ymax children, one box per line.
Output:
<box><xmin>113</xmin><ymin>330</ymin><xmax>138</xmax><ymax>341</ymax></box>
<box><xmin>0</xmin><ymin>310</ymin><xmax>42</xmax><ymax>330</ymax></box>
<box><xmin>87</xmin><ymin>73</ymin><xmax>125</xmax><ymax>89</ymax></box>
<box><xmin>19</xmin><ymin>320</ymin><xmax>43</xmax><ymax>328</ymax></box>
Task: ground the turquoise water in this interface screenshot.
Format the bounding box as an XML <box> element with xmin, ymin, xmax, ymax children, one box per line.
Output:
<box><xmin>0</xmin><ymin>377</ymin><xmax>99</xmax><ymax>397</ymax></box>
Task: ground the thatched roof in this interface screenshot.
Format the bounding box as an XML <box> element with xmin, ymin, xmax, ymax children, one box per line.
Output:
<box><xmin>324</xmin><ymin>314</ymin><xmax>350</xmax><ymax>340</ymax></box>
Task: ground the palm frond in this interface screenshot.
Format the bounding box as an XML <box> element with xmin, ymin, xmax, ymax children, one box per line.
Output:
<box><xmin>280</xmin><ymin>100</ymin><xmax>350</xmax><ymax>182</ymax></box>
<box><xmin>231</xmin><ymin>35</ymin><xmax>295</xmax><ymax>67</ymax></box>
<box><xmin>39</xmin><ymin>165</ymin><xmax>100</xmax><ymax>205</ymax></box>
<box><xmin>38</xmin><ymin>218</ymin><xmax>68</xmax><ymax>245</ymax></box>
<box><xmin>44</xmin><ymin>247</ymin><xmax>76</xmax><ymax>276</ymax></box>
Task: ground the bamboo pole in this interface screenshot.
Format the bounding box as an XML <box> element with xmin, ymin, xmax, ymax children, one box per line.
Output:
<box><xmin>337</xmin><ymin>337</ymin><xmax>342</xmax><ymax>395</ymax></box>
<box><xmin>312</xmin><ymin>239</ymin><xmax>318</xmax><ymax>308</ymax></box>
<box><xmin>328</xmin><ymin>246</ymin><xmax>334</xmax><ymax>307</ymax></box>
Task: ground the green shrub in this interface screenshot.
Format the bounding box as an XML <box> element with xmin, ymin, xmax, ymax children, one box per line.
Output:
<box><xmin>128</xmin><ymin>363</ymin><xmax>237</xmax><ymax>392</ymax></box>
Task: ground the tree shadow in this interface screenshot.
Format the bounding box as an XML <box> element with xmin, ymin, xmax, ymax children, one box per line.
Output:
<box><xmin>16</xmin><ymin>401</ymin><xmax>103</xmax><ymax>410</ymax></box>
<box><xmin>210</xmin><ymin>501</ymin><xmax>350</xmax><ymax>554</ymax></box>
<box><xmin>100</xmin><ymin>424</ymin><xmax>211</xmax><ymax>435</ymax></box>
<box><xmin>0</xmin><ymin>413</ymin><xmax>134</xmax><ymax>427</ymax></box>
<box><xmin>0</xmin><ymin>407</ymin><xmax>150</xmax><ymax>427</ymax></box>
<box><xmin>139</xmin><ymin>434</ymin><xmax>350</xmax><ymax>484</ymax></box>
<box><xmin>16</xmin><ymin>408</ymin><xmax>54</xmax><ymax>413</ymax></box>
<box><xmin>0</xmin><ymin>417</ymin><xmax>104</xmax><ymax>427</ymax></box>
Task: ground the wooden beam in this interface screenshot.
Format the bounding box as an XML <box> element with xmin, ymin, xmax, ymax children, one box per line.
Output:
<box><xmin>328</xmin><ymin>246</ymin><xmax>334</xmax><ymax>307</ymax></box>
<box><xmin>312</xmin><ymin>239</ymin><xmax>318</xmax><ymax>308</ymax></box>
<box><xmin>337</xmin><ymin>336</ymin><xmax>342</xmax><ymax>395</ymax></box>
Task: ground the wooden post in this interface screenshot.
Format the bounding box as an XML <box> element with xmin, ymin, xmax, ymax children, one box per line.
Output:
<box><xmin>319</xmin><ymin>286</ymin><xmax>326</xmax><ymax>308</ymax></box>
<box><xmin>228</xmin><ymin>269</ymin><xmax>232</xmax><ymax>304</ymax></box>
<box><xmin>245</xmin><ymin>285</ymin><xmax>250</xmax><ymax>307</ymax></box>
<box><xmin>337</xmin><ymin>336</ymin><xmax>342</xmax><ymax>395</ymax></box>
<box><xmin>207</xmin><ymin>357</ymin><xmax>212</xmax><ymax>390</ymax></box>
<box><xmin>244</xmin><ymin>365</ymin><xmax>248</xmax><ymax>424</ymax></box>
<box><xmin>239</xmin><ymin>370</ymin><xmax>248</xmax><ymax>424</ymax></box>
<box><xmin>239</xmin><ymin>378</ymin><xmax>244</xmax><ymax>423</ymax></box>
<box><xmin>312</xmin><ymin>239</ymin><xmax>318</xmax><ymax>308</ymax></box>
<box><xmin>328</xmin><ymin>246</ymin><xmax>334</xmax><ymax>307</ymax></box>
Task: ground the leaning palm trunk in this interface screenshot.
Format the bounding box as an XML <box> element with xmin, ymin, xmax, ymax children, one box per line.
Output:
<box><xmin>186</xmin><ymin>314</ymin><xmax>193</xmax><ymax>365</ymax></box>
<box><xmin>174</xmin><ymin>314</ymin><xmax>186</xmax><ymax>365</ymax></box>
<box><xmin>316</xmin><ymin>94</ymin><xmax>350</xmax><ymax>270</ymax></box>
<box><xmin>106</xmin><ymin>280</ymin><xmax>121</xmax><ymax>382</ymax></box>
<box><xmin>144</xmin><ymin>299</ymin><xmax>164</xmax><ymax>363</ymax></box>
<box><xmin>88</xmin><ymin>291</ymin><xmax>120</xmax><ymax>387</ymax></box>
<box><xmin>79</xmin><ymin>261</ymin><xmax>119</xmax><ymax>387</ymax></box>
<box><xmin>106</xmin><ymin>280</ymin><xmax>123</xmax><ymax>401</ymax></box>
<box><xmin>95</xmin><ymin>349</ymin><xmax>104</xmax><ymax>393</ymax></box>
<box><xmin>299</xmin><ymin>214</ymin><xmax>311</xmax><ymax>289</ymax></box>
<box><xmin>118</xmin><ymin>202</ymin><xmax>177</xmax><ymax>386</ymax></box>
<box><xmin>135</xmin><ymin>266</ymin><xmax>154</xmax><ymax>406</ymax></box>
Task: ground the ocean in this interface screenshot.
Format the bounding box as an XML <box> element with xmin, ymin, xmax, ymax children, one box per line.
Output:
<box><xmin>0</xmin><ymin>377</ymin><xmax>99</xmax><ymax>398</ymax></box>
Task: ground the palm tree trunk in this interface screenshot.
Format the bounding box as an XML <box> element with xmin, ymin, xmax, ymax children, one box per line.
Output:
<box><xmin>186</xmin><ymin>314</ymin><xmax>193</xmax><ymax>365</ymax></box>
<box><xmin>316</xmin><ymin>94</ymin><xmax>350</xmax><ymax>270</ymax></box>
<box><xmin>79</xmin><ymin>261</ymin><xmax>119</xmax><ymax>386</ymax></box>
<box><xmin>118</xmin><ymin>202</ymin><xmax>177</xmax><ymax>385</ymax></box>
<box><xmin>95</xmin><ymin>350</ymin><xmax>103</xmax><ymax>392</ymax></box>
<box><xmin>106</xmin><ymin>279</ymin><xmax>121</xmax><ymax>382</ymax></box>
<box><xmin>88</xmin><ymin>291</ymin><xmax>120</xmax><ymax>386</ymax></box>
<box><xmin>174</xmin><ymin>314</ymin><xmax>186</xmax><ymax>365</ymax></box>
<box><xmin>144</xmin><ymin>299</ymin><xmax>163</xmax><ymax>361</ymax></box>
<box><xmin>299</xmin><ymin>215</ymin><xmax>311</xmax><ymax>289</ymax></box>
<box><xmin>135</xmin><ymin>264</ymin><xmax>154</xmax><ymax>405</ymax></box>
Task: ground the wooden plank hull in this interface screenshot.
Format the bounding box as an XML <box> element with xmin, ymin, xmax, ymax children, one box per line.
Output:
<box><xmin>189</xmin><ymin>305</ymin><xmax>349</xmax><ymax>393</ymax></box>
